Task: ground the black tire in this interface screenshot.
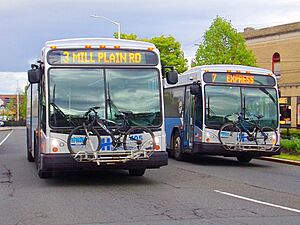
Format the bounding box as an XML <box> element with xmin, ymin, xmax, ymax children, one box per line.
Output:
<box><xmin>34</xmin><ymin>133</ymin><xmax>39</xmax><ymax>168</ymax></box>
<box><xmin>172</xmin><ymin>131</ymin><xmax>185</xmax><ymax>161</ymax></box>
<box><xmin>123</xmin><ymin>126</ymin><xmax>155</xmax><ymax>151</ymax></box>
<box><xmin>27</xmin><ymin>147</ymin><xmax>34</xmax><ymax>162</ymax></box>
<box><xmin>237</xmin><ymin>154</ymin><xmax>252</xmax><ymax>163</ymax></box>
<box><xmin>67</xmin><ymin>125</ymin><xmax>101</xmax><ymax>154</ymax></box>
<box><xmin>26</xmin><ymin>128</ymin><xmax>34</xmax><ymax>162</ymax></box>
<box><xmin>219</xmin><ymin>122</ymin><xmax>242</xmax><ymax>150</ymax></box>
<box><xmin>128</xmin><ymin>169</ymin><xmax>146</xmax><ymax>176</ymax></box>
<box><xmin>255</xmin><ymin>126</ymin><xmax>278</xmax><ymax>145</ymax></box>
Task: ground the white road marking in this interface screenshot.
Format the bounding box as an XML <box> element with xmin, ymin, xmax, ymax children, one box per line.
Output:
<box><xmin>214</xmin><ymin>190</ymin><xmax>300</xmax><ymax>214</ymax></box>
<box><xmin>0</xmin><ymin>130</ymin><xmax>13</xmax><ymax>147</ymax></box>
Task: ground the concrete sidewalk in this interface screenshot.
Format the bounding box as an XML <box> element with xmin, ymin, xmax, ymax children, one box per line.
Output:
<box><xmin>0</xmin><ymin>126</ymin><xmax>25</xmax><ymax>131</ymax></box>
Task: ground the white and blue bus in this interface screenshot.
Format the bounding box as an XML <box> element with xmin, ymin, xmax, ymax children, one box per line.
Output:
<box><xmin>164</xmin><ymin>65</ymin><xmax>280</xmax><ymax>163</ymax></box>
<box><xmin>26</xmin><ymin>38</ymin><xmax>178</xmax><ymax>178</ymax></box>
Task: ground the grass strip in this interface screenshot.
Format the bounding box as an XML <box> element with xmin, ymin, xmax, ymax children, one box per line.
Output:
<box><xmin>273</xmin><ymin>153</ymin><xmax>300</xmax><ymax>162</ymax></box>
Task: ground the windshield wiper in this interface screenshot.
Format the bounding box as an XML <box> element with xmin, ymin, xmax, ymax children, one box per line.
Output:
<box><xmin>259</xmin><ymin>87</ymin><xmax>276</xmax><ymax>103</ymax></box>
<box><xmin>50</xmin><ymin>102</ymin><xmax>77</xmax><ymax>127</ymax></box>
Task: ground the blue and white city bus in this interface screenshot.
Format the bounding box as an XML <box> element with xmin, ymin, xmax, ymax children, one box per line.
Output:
<box><xmin>164</xmin><ymin>65</ymin><xmax>281</xmax><ymax>163</ymax></box>
<box><xmin>26</xmin><ymin>38</ymin><xmax>177</xmax><ymax>178</ymax></box>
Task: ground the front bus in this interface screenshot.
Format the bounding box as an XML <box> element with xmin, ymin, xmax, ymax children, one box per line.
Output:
<box><xmin>164</xmin><ymin>65</ymin><xmax>280</xmax><ymax>163</ymax></box>
<box><xmin>26</xmin><ymin>38</ymin><xmax>177</xmax><ymax>178</ymax></box>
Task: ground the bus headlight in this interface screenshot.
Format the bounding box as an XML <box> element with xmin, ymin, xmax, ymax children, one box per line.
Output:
<box><xmin>272</xmin><ymin>135</ymin><xmax>277</xmax><ymax>145</ymax></box>
<box><xmin>206</xmin><ymin>132</ymin><xmax>211</xmax><ymax>142</ymax></box>
<box><xmin>153</xmin><ymin>137</ymin><xmax>161</xmax><ymax>150</ymax></box>
<box><xmin>50</xmin><ymin>138</ymin><xmax>65</xmax><ymax>152</ymax></box>
<box><xmin>154</xmin><ymin>137</ymin><xmax>159</xmax><ymax>144</ymax></box>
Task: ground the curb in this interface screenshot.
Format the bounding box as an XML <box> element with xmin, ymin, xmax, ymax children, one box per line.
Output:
<box><xmin>259</xmin><ymin>156</ymin><xmax>300</xmax><ymax>166</ymax></box>
<box><xmin>0</xmin><ymin>127</ymin><xmax>13</xmax><ymax>132</ymax></box>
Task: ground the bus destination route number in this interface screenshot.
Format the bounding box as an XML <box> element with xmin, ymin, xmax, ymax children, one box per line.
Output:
<box><xmin>204</xmin><ymin>72</ymin><xmax>276</xmax><ymax>86</ymax></box>
<box><xmin>47</xmin><ymin>49</ymin><xmax>158</xmax><ymax>66</ymax></box>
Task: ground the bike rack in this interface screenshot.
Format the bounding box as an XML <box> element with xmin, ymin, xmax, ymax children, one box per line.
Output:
<box><xmin>72</xmin><ymin>149</ymin><xmax>154</xmax><ymax>165</ymax></box>
<box><xmin>223</xmin><ymin>143</ymin><xmax>280</xmax><ymax>152</ymax></box>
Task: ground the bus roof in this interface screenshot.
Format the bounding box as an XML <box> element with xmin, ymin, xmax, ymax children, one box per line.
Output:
<box><xmin>181</xmin><ymin>64</ymin><xmax>273</xmax><ymax>76</ymax></box>
<box><xmin>45</xmin><ymin>38</ymin><xmax>156</xmax><ymax>49</ymax></box>
<box><xmin>164</xmin><ymin>64</ymin><xmax>276</xmax><ymax>88</ymax></box>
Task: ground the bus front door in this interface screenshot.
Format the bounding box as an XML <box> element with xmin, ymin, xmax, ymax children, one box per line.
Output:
<box><xmin>183</xmin><ymin>88</ymin><xmax>194</xmax><ymax>150</ymax></box>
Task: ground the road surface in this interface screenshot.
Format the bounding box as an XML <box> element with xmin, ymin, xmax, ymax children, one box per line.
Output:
<box><xmin>0</xmin><ymin>127</ymin><xmax>299</xmax><ymax>225</ymax></box>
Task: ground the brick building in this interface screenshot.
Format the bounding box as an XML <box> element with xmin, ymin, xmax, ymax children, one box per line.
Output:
<box><xmin>0</xmin><ymin>94</ymin><xmax>17</xmax><ymax>108</ymax></box>
<box><xmin>243</xmin><ymin>22</ymin><xmax>300</xmax><ymax>128</ymax></box>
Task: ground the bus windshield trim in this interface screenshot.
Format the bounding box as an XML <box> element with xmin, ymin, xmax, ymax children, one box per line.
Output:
<box><xmin>47</xmin><ymin>67</ymin><xmax>163</xmax><ymax>129</ymax></box>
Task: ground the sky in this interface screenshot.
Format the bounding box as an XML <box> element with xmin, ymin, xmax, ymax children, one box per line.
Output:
<box><xmin>0</xmin><ymin>0</ymin><xmax>299</xmax><ymax>94</ymax></box>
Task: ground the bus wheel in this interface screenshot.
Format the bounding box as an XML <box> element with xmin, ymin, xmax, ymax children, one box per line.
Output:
<box><xmin>26</xmin><ymin>129</ymin><xmax>34</xmax><ymax>162</ymax></box>
<box><xmin>129</xmin><ymin>169</ymin><xmax>146</xmax><ymax>176</ymax></box>
<box><xmin>172</xmin><ymin>131</ymin><xmax>184</xmax><ymax>161</ymax></box>
<box><xmin>34</xmin><ymin>135</ymin><xmax>39</xmax><ymax>168</ymax></box>
<box><xmin>237</xmin><ymin>155</ymin><xmax>252</xmax><ymax>163</ymax></box>
<box><xmin>27</xmin><ymin>148</ymin><xmax>34</xmax><ymax>162</ymax></box>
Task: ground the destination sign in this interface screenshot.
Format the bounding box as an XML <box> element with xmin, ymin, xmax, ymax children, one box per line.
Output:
<box><xmin>203</xmin><ymin>72</ymin><xmax>276</xmax><ymax>86</ymax></box>
<box><xmin>47</xmin><ymin>49</ymin><xmax>158</xmax><ymax>65</ymax></box>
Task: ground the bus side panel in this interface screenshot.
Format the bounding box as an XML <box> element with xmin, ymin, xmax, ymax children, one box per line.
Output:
<box><xmin>164</xmin><ymin>117</ymin><xmax>182</xmax><ymax>149</ymax></box>
<box><xmin>31</xmin><ymin>84</ymin><xmax>39</xmax><ymax>154</ymax></box>
<box><xmin>26</xmin><ymin>85</ymin><xmax>32</xmax><ymax>151</ymax></box>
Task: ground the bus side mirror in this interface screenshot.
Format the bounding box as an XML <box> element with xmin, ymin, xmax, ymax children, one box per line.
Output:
<box><xmin>278</xmin><ymin>89</ymin><xmax>281</xmax><ymax>98</ymax></box>
<box><xmin>166</xmin><ymin>70</ymin><xmax>178</xmax><ymax>84</ymax></box>
<box><xmin>190</xmin><ymin>83</ymin><xmax>200</xmax><ymax>95</ymax></box>
<box><xmin>28</xmin><ymin>65</ymin><xmax>41</xmax><ymax>84</ymax></box>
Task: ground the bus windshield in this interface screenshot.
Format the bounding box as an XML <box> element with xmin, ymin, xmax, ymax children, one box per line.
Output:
<box><xmin>205</xmin><ymin>85</ymin><xmax>278</xmax><ymax>129</ymax></box>
<box><xmin>49</xmin><ymin>68</ymin><xmax>161</xmax><ymax>127</ymax></box>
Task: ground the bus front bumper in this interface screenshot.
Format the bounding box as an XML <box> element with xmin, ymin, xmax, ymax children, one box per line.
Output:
<box><xmin>40</xmin><ymin>151</ymin><xmax>168</xmax><ymax>172</ymax></box>
<box><xmin>193</xmin><ymin>142</ymin><xmax>281</xmax><ymax>157</ymax></box>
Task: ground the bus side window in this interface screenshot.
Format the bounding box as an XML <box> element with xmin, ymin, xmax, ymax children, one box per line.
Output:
<box><xmin>195</xmin><ymin>90</ymin><xmax>203</xmax><ymax>129</ymax></box>
<box><xmin>164</xmin><ymin>86</ymin><xmax>185</xmax><ymax>118</ymax></box>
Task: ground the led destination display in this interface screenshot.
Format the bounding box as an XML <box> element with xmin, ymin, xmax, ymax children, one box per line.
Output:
<box><xmin>48</xmin><ymin>49</ymin><xmax>158</xmax><ymax>66</ymax></box>
<box><xmin>203</xmin><ymin>72</ymin><xmax>276</xmax><ymax>86</ymax></box>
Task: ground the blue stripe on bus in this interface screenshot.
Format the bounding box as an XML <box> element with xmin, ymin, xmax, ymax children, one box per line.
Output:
<box><xmin>164</xmin><ymin>117</ymin><xmax>182</xmax><ymax>148</ymax></box>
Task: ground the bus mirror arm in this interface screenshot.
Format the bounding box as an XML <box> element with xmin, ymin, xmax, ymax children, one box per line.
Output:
<box><xmin>190</xmin><ymin>82</ymin><xmax>200</xmax><ymax>95</ymax></box>
<box><xmin>28</xmin><ymin>64</ymin><xmax>42</xmax><ymax>84</ymax></box>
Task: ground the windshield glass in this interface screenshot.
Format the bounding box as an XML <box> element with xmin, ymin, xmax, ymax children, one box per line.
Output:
<box><xmin>205</xmin><ymin>86</ymin><xmax>241</xmax><ymax>128</ymax></box>
<box><xmin>106</xmin><ymin>69</ymin><xmax>161</xmax><ymax>126</ymax></box>
<box><xmin>205</xmin><ymin>85</ymin><xmax>278</xmax><ymax>129</ymax></box>
<box><xmin>49</xmin><ymin>69</ymin><xmax>105</xmax><ymax>127</ymax></box>
<box><xmin>49</xmin><ymin>68</ymin><xmax>161</xmax><ymax>127</ymax></box>
<box><xmin>242</xmin><ymin>87</ymin><xmax>278</xmax><ymax>128</ymax></box>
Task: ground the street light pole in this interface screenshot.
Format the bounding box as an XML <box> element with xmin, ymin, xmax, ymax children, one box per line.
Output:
<box><xmin>90</xmin><ymin>14</ymin><xmax>121</xmax><ymax>39</ymax></box>
<box><xmin>16</xmin><ymin>80</ymin><xmax>19</xmax><ymax>121</ymax></box>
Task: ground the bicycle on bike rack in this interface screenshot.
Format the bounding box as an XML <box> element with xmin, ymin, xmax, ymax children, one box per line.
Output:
<box><xmin>67</xmin><ymin>106</ymin><xmax>156</xmax><ymax>165</ymax></box>
<box><xmin>218</xmin><ymin>112</ymin><xmax>278</xmax><ymax>151</ymax></box>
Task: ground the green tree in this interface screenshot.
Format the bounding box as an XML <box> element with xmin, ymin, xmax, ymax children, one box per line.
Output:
<box><xmin>113</xmin><ymin>33</ymin><xmax>188</xmax><ymax>73</ymax></box>
<box><xmin>19</xmin><ymin>92</ymin><xmax>27</xmax><ymax>120</ymax></box>
<box><xmin>6</xmin><ymin>98</ymin><xmax>16</xmax><ymax>119</ymax></box>
<box><xmin>194</xmin><ymin>16</ymin><xmax>256</xmax><ymax>66</ymax></box>
<box><xmin>113</xmin><ymin>32</ymin><xmax>138</xmax><ymax>40</ymax></box>
<box><xmin>148</xmin><ymin>35</ymin><xmax>188</xmax><ymax>73</ymax></box>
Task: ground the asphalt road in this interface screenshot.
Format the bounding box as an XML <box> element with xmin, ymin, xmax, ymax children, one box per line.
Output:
<box><xmin>0</xmin><ymin>127</ymin><xmax>299</xmax><ymax>225</ymax></box>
